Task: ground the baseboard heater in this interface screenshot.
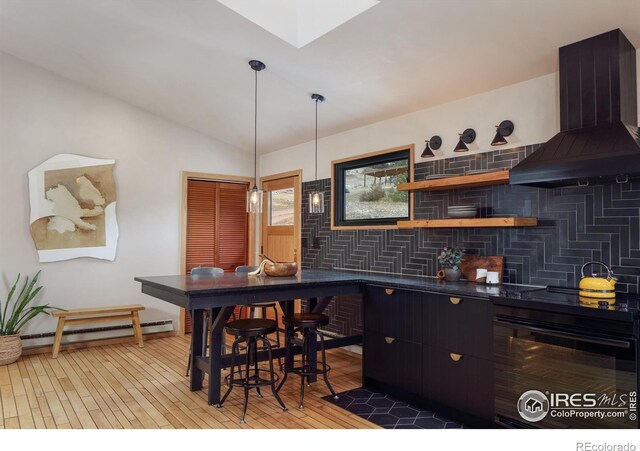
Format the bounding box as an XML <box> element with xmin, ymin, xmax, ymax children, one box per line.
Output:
<box><xmin>20</xmin><ymin>320</ymin><xmax>174</xmax><ymax>348</ymax></box>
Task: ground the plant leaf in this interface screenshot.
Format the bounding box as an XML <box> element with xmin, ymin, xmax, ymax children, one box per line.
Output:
<box><xmin>5</xmin><ymin>285</ymin><xmax>42</xmax><ymax>333</ymax></box>
<box><xmin>12</xmin><ymin>306</ymin><xmax>49</xmax><ymax>335</ymax></box>
<box><xmin>7</xmin><ymin>275</ymin><xmax>31</xmax><ymax>328</ymax></box>
<box><xmin>11</xmin><ymin>304</ymin><xmax>54</xmax><ymax>334</ymax></box>
<box><xmin>5</xmin><ymin>271</ymin><xmax>41</xmax><ymax>333</ymax></box>
<box><xmin>1</xmin><ymin>273</ymin><xmax>20</xmax><ymax>332</ymax></box>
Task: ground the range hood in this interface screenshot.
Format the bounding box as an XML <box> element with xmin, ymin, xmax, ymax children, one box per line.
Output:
<box><xmin>510</xmin><ymin>29</ymin><xmax>640</xmax><ymax>187</ymax></box>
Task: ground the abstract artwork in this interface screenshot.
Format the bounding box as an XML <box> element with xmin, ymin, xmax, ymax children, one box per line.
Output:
<box><xmin>28</xmin><ymin>154</ymin><xmax>119</xmax><ymax>262</ymax></box>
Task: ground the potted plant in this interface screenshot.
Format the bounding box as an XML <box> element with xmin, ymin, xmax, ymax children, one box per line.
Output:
<box><xmin>1</xmin><ymin>271</ymin><xmax>61</xmax><ymax>365</ymax></box>
<box><xmin>437</xmin><ymin>247</ymin><xmax>465</xmax><ymax>282</ymax></box>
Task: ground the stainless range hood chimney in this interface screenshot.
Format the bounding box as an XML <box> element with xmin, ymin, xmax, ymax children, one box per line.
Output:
<box><xmin>510</xmin><ymin>29</ymin><xmax>640</xmax><ymax>187</ymax></box>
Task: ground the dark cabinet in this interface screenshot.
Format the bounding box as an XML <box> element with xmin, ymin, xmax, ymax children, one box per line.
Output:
<box><xmin>363</xmin><ymin>286</ymin><xmax>423</xmax><ymax>395</ymax></box>
<box><xmin>423</xmin><ymin>293</ymin><xmax>493</xmax><ymax>360</ymax></box>
<box><xmin>422</xmin><ymin>345</ymin><xmax>494</xmax><ymax>421</ymax></box>
<box><xmin>364</xmin><ymin>285</ymin><xmax>423</xmax><ymax>343</ymax></box>
<box><xmin>363</xmin><ymin>331</ymin><xmax>422</xmax><ymax>395</ymax></box>
<box><xmin>362</xmin><ymin>284</ymin><xmax>495</xmax><ymax>425</ymax></box>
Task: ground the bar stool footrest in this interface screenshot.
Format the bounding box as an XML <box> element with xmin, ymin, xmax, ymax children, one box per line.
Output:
<box><xmin>224</xmin><ymin>368</ymin><xmax>280</xmax><ymax>388</ymax></box>
<box><xmin>289</xmin><ymin>361</ymin><xmax>331</xmax><ymax>377</ymax></box>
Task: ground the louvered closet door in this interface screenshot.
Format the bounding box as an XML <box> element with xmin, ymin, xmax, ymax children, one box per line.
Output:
<box><xmin>185</xmin><ymin>179</ymin><xmax>249</xmax><ymax>333</ymax></box>
<box><xmin>217</xmin><ymin>183</ymin><xmax>249</xmax><ymax>271</ymax></box>
<box><xmin>186</xmin><ymin>180</ymin><xmax>217</xmax><ymax>273</ymax></box>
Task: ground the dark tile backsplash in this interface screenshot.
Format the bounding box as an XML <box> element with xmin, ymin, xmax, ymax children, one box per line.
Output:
<box><xmin>301</xmin><ymin>144</ymin><xmax>640</xmax><ymax>336</ymax></box>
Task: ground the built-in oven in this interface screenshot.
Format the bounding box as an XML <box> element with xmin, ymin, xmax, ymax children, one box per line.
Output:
<box><xmin>494</xmin><ymin>306</ymin><xmax>638</xmax><ymax>428</ymax></box>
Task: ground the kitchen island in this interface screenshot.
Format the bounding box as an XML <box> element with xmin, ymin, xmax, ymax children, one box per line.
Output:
<box><xmin>135</xmin><ymin>269</ymin><xmax>639</xmax><ymax>428</ymax></box>
<box><xmin>135</xmin><ymin>269</ymin><xmax>517</xmax><ymax>420</ymax></box>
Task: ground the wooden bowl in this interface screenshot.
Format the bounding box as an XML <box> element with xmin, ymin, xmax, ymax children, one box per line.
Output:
<box><xmin>264</xmin><ymin>261</ymin><xmax>298</xmax><ymax>277</ymax></box>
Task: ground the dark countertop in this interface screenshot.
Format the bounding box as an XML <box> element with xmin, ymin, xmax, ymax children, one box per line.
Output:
<box><xmin>332</xmin><ymin>269</ymin><xmax>532</xmax><ymax>299</ymax></box>
<box><xmin>135</xmin><ymin>269</ymin><xmax>640</xmax><ymax>321</ymax></box>
<box><xmin>135</xmin><ymin>269</ymin><xmax>531</xmax><ymax>299</ymax></box>
<box><xmin>135</xmin><ymin>270</ymin><xmax>364</xmax><ymax>296</ymax></box>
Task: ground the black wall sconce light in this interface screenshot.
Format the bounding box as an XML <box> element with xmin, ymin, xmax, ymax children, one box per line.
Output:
<box><xmin>491</xmin><ymin>120</ymin><xmax>514</xmax><ymax>146</ymax></box>
<box><xmin>421</xmin><ymin>135</ymin><xmax>442</xmax><ymax>158</ymax></box>
<box><xmin>454</xmin><ymin>128</ymin><xmax>476</xmax><ymax>152</ymax></box>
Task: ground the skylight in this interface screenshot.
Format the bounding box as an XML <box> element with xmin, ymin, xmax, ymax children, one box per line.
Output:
<box><xmin>217</xmin><ymin>0</ymin><xmax>380</xmax><ymax>48</ymax></box>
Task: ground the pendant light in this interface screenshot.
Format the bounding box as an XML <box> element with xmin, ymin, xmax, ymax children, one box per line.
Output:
<box><xmin>247</xmin><ymin>60</ymin><xmax>266</xmax><ymax>214</ymax></box>
<box><xmin>309</xmin><ymin>93</ymin><xmax>325</xmax><ymax>214</ymax></box>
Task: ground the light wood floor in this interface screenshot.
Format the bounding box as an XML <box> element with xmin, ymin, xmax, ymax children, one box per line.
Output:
<box><xmin>0</xmin><ymin>335</ymin><xmax>377</xmax><ymax>429</ymax></box>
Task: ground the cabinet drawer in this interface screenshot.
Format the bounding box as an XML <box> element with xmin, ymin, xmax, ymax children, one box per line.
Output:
<box><xmin>422</xmin><ymin>345</ymin><xmax>494</xmax><ymax>421</ymax></box>
<box><xmin>363</xmin><ymin>331</ymin><xmax>422</xmax><ymax>395</ymax></box>
<box><xmin>423</xmin><ymin>293</ymin><xmax>493</xmax><ymax>359</ymax></box>
<box><xmin>364</xmin><ymin>285</ymin><xmax>423</xmax><ymax>342</ymax></box>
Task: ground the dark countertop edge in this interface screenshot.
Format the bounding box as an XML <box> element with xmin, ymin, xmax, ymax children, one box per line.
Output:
<box><xmin>136</xmin><ymin>271</ymin><xmax>638</xmax><ymax>322</ymax></box>
<box><xmin>491</xmin><ymin>295</ymin><xmax>638</xmax><ymax>322</ymax></box>
<box><xmin>135</xmin><ymin>271</ymin><xmax>534</xmax><ymax>300</ymax></box>
<box><xmin>134</xmin><ymin>275</ymin><xmax>364</xmax><ymax>297</ymax></box>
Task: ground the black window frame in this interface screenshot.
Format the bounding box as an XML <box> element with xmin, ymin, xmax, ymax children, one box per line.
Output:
<box><xmin>333</xmin><ymin>148</ymin><xmax>412</xmax><ymax>228</ymax></box>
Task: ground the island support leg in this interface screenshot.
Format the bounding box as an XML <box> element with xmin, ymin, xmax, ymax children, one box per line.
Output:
<box><xmin>189</xmin><ymin>309</ymin><xmax>204</xmax><ymax>391</ymax></box>
<box><xmin>278</xmin><ymin>300</ymin><xmax>295</xmax><ymax>372</ymax></box>
<box><xmin>307</xmin><ymin>298</ymin><xmax>318</xmax><ymax>383</ymax></box>
<box><xmin>208</xmin><ymin>305</ymin><xmax>236</xmax><ymax>405</ymax></box>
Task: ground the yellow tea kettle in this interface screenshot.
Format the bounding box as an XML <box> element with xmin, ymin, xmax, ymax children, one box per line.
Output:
<box><xmin>579</xmin><ymin>261</ymin><xmax>616</xmax><ymax>299</ymax></box>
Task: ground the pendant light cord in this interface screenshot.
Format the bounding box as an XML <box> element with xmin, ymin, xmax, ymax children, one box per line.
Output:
<box><xmin>253</xmin><ymin>68</ymin><xmax>258</xmax><ymax>189</ymax></box>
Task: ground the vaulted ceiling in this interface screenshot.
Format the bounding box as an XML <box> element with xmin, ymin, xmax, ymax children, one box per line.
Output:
<box><xmin>1</xmin><ymin>0</ymin><xmax>639</xmax><ymax>153</ymax></box>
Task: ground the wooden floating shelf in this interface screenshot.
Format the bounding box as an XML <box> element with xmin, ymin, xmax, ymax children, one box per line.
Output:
<box><xmin>397</xmin><ymin>217</ymin><xmax>538</xmax><ymax>228</ymax></box>
<box><xmin>397</xmin><ymin>170</ymin><xmax>510</xmax><ymax>192</ymax></box>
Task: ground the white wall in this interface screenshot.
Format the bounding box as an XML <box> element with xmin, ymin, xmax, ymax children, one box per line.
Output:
<box><xmin>262</xmin><ymin>49</ymin><xmax>640</xmax><ymax>182</ymax></box>
<box><xmin>0</xmin><ymin>52</ymin><xmax>252</xmax><ymax>335</ymax></box>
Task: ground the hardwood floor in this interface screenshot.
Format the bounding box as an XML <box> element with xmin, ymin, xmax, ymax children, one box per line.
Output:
<box><xmin>0</xmin><ymin>335</ymin><xmax>376</xmax><ymax>429</ymax></box>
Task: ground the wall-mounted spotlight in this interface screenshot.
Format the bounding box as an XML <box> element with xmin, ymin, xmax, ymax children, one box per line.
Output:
<box><xmin>491</xmin><ymin>120</ymin><xmax>514</xmax><ymax>146</ymax></box>
<box><xmin>454</xmin><ymin>128</ymin><xmax>476</xmax><ymax>152</ymax></box>
<box><xmin>421</xmin><ymin>135</ymin><xmax>442</xmax><ymax>158</ymax></box>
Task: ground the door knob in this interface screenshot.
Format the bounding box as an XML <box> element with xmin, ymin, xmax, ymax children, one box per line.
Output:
<box><xmin>449</xmin><ymin>353</ymin><xmax>463</xmax><ymax>362</ymax></box>
<box><xmin>449</xmin><ymin>297</ymin><xmax>462</xmax><ymax>305</ymax></box>
<box><xmin>385</xmin><ymin>288</ymin><xmax>395</xmax><ymax>295</ymax></box>
<box><xmin>384</xmin><ymin>337</ymin><xmax>396</xmax><ymax>344</ymax></box>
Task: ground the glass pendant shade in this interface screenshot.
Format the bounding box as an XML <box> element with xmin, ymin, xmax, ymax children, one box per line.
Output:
<box><xmin>491</xmin><ymin>131</ymin><xmax>508</xmax><ymax>146</ymax></box>
<box><xmin>309</xmin><ymin>190</ymin><xmax>324</xmax><ymax>214</ymax></box>
<box><xmin>453</xmin><ymin>138</ymin><xmax>469</xmax><ymax>152</ymax></box>
<box><xmin>247</xmin><ymin>60</ymin><xmax>266</xmax><ymax>214</ymax></box>
<box><xmin>309</xmin><ymin>93</ymin><xmax>326</xmax><ymax>214</ymax></box>
<box><xmin>247</xmin><ymin>186</ymin><xmax>263</xmax><ymax>214</ymax></box>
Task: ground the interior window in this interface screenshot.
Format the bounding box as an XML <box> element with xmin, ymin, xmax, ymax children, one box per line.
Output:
<box><xmin>333</xmin><ymin>148</ymin><xmax>412</xmax><ymax>228</ymax></box>
<box><xmin>269</xmin><ymin>188</ymin><xmax>295</xmax><ymax>225</ymax></box>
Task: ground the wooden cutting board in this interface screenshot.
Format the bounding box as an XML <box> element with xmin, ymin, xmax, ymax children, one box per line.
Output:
<box><xmin>460</xmin><ymin>255</ymin><xmax>504</xmax><ymax>283</ymax></box>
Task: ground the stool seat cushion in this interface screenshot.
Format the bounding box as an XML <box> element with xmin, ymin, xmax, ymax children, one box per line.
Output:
<box><xmin>225</xmin><ymin>318</ymin><xmax>278</xmax><ymax>336</ymax></box>
<box><xmin>282</xmin><ymin>313</ymin><xmax>330</xmax><ymax>328</ymax></box>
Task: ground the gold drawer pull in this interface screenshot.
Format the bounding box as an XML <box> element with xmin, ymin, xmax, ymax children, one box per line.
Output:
<box><xmin>385</xmin><ymin>288</ymin><xmax>395</xmax><ymax>295</ymax></box>
<box><xmin>449</xmin><ymin>297</ymin><xmax>462</xmax><ymax>305</ymax></box>
<box><xmin>449</xmin><ymin>353</ymin><xmax>463</xmax><ymax>362</ymax></box>
<box><xmin>384</xmin><ymin>337</ymin><xmax>396</xmax><ymax>344</ymax></box>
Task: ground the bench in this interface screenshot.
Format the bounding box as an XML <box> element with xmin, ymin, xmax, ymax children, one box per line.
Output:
<box><xmin>51</xmin><ymin>304</ymin><xmax>145</xmax><ymax>358</ymax></box>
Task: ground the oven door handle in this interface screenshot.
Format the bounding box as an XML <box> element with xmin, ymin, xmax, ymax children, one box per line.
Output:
<box><xmin>494</xmin><ymin>318</ymin><xmax>632</xmax><ymax>349</ymax></box>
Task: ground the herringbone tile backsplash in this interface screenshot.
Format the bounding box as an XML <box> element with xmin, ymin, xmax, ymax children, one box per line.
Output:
<box><xmin>301</xmin><ymin>144</ymin><xmax>640</xmax><ymax>336</ymax></box>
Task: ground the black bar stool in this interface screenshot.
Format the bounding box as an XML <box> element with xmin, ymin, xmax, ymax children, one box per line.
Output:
<box><xmin>217</xmin><ymin>318</ymin><xmax>287</xmax><ymax>424</ymax></box>
<box><xmin>238</xmin><ymin>303</ymin><xmax>282</xmax><ymax>368</ymax></box>
<box><xmin>235</xmin><ymin>266</ymin><xmax>283</xmax><ymax>370</ymax></box>
<box><xmin>277</xmin><ymin>313</ymin><xmax>338</xmax><ymax>409</ymax></box>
